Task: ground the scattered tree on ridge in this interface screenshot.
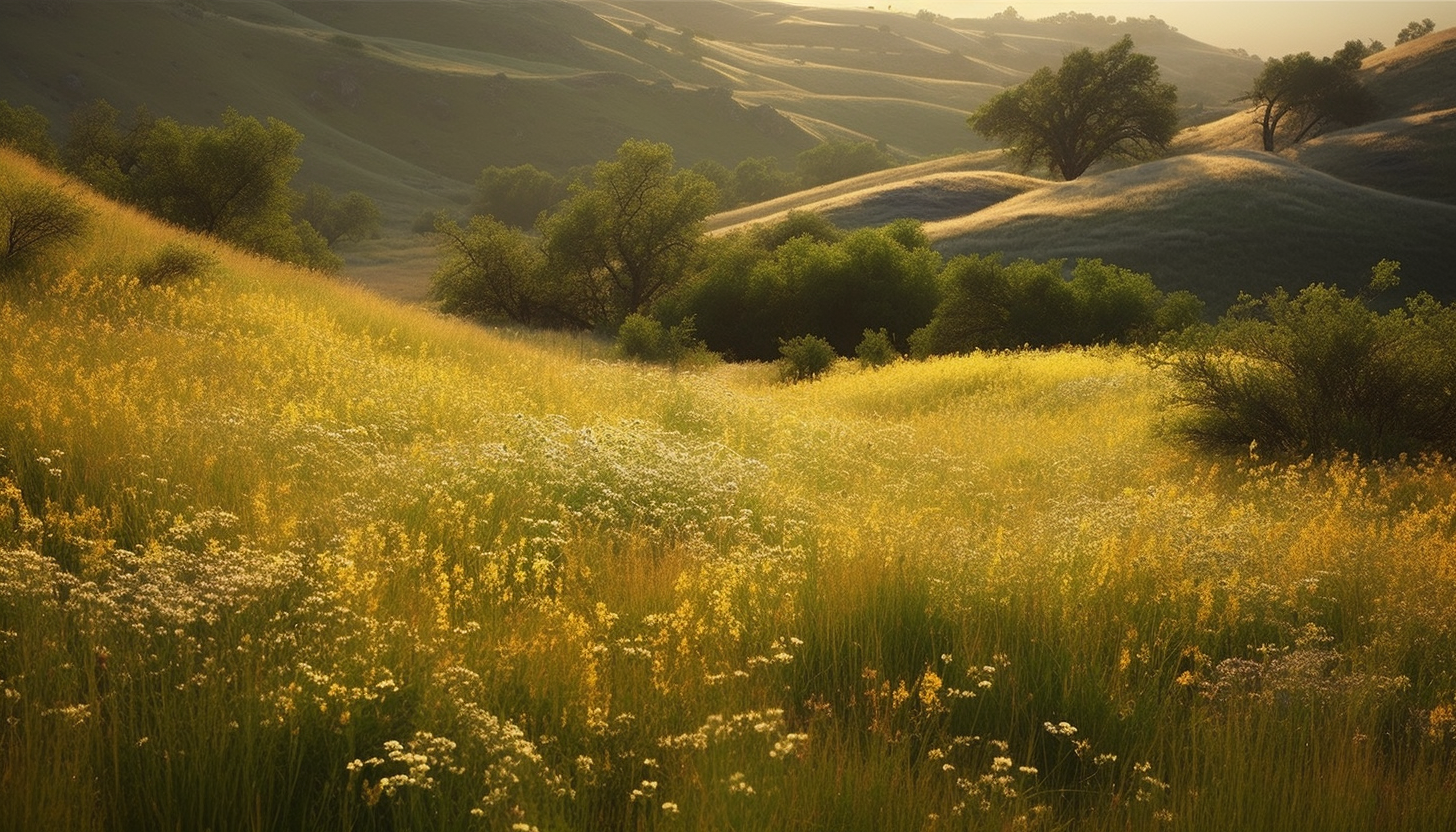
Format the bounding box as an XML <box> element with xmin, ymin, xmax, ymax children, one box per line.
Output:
<box><xmin>1396</xmin><ymin>19</ymin><xmax>1436</xmax><ymax>45</ymax></box>
<box><xmin>1243</xmin><ymin>45</ymin><xmax>1377</xmax><ymax>152</ymax></box>
<box><xmin>967</xmin><ymin>36</ymin><xmax>1179</xmax><ymax>181</ymax></box>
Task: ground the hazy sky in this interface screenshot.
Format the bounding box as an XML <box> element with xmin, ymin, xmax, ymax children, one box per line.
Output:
<box><xmin>810</xmin><ymin>1</ymin><xmax>1450</xmax><ymax>59</ymax></box>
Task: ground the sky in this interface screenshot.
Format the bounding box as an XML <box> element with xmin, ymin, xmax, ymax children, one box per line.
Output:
<box><xmin>809</xmin><ymin>1</ymin><xmax>1451</xmax><ymax>59</ymax></box>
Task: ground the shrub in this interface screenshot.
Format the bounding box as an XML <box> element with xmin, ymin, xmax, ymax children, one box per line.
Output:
<box><xmin>614</xmin><ymin>314</ymin><xmax>711</xmax><ymax>366</ymax></box>
<box><xmin>796</xmin><ymin>140</ymin><xmax>894</xmax><ymax>188</ymax></box>
<box><xmin>912</xmin><ymin>254</ymin><xmax>1200</xmax><ymax>355</ymax></box>
<box><xmin>135</xmin><ymin>243</ymin><xmax>217</xmax><ymax>286</ymax></box>
<box><xmin>779</xmin><ymin>334</ymin><xmax>836</xmax><ymax>382</ymax></box>
<box><xmin>0</xmin><ymin>182</ymin><xmax>90</xmax><ymax>276</ymax></box>
<box><xmin>1164</xmin><ymin>260</ymin><xmax>1456</xmax><ymax>459</ymax></box>
<box><xmin>855</xmin><ymin>328</ymin><xmax>898</xmax><ymax>367</ymax></box>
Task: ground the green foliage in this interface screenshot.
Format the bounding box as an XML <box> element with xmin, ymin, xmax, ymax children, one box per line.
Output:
<box><xmin>1166</xmin><ymin>261</ymin><xmax>1456</xmax><ymax>459</ymax></box>
<box><xmin>795</xmin><ymin>140</ymin><xmax>893</xmax><ymax>189</ymax></box>
<box><xmin>614</xmin><ymin>313</ymin><xmax>710</xmax><ymax>366</ymax></box>
<box><xmin>969</xmin><ymin>35</ymin><xmax>1178</xmax><ymax>181</ymax></box>
<box><xmin>1245</xmin><ymin>49</ymin><xmax>1377</xmax><ymax>151</ymax></box>
<box><xmin>60</xmin><ymin>102</ymin><xmax>335</xmax><ymax>270</ymax></box>
<box><xmin>62</xmin><ymin>99</ymin><xmax>154</xmax><ymax>197</ymax></box>
<box><xmin>669</xmin><ymin>217</ymin><xmax>939</xmax><ymax>361</ymax></box>
<box><xmin>911</xmin><ymin>254</ymin><xmax>1198</xmax><ymax>356</ymax></box>
<box><xmin>1396</xmin><ymin>18</ymin><xmax>1436</xmax><ymax>45</ymax></box>
<box><xmin>855</xmin><ymin>327</ymin><xmax>898</xmax><ymax>367</ymax></box>
<box><xmin>295</xmin><ymin>184</ymin><xmax>382</xmax><ymax>246</ymax></box>
<box><xmin>0</xmin><ymin>100</ymin><xmax>59</xmax><ymax>167</ymax></box>
<box><xmin>431</xmin><ymin>214</ymin><xmax>551</xmax><ymax>325</ymax></box>
<box><xmin>778</xmin><ymin>333</ymin><xmax>837</xmax><ymax>381</ymax></box>
<box><xmin>128</xmin><ymin>109</ymin><xmax>301</xmax><ymax>238</ymax></box>
<box><xmin>539</xmin><ymin>139</ymin><xmax>717</xmax><ymax>326</ymax></box>
<box><xmin>0</xmin><ymin>181</ymin><xmax>90</xmax><ymax>276</ymax></box>
<box><xmin>472</xmin><ymin>164</ymin><xmax>566</xmax><ymax>229</ymax></box>
<box><xmin>751</xmin><ymin>210</ymin><xmax>844</xmax><ymax>250</ymax></box>
<box><xmin>730</xmin><ymin>156</ymin><xmax>795</xmax><ymax>206</ymax></box>
<box><xmin>134</xmin><ymin>242</ymin><xmax>218</xmax><ymax>286</ymax></box>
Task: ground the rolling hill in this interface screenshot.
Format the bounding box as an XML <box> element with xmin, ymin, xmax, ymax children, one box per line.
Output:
<box><xmin>0</xmin><ymin>0</ymin><xmax>1259</xmax><ymax>232</ymax></box>
<box><xmin>723</xmin><ymin>26</ymin><xmax>1456</xmax><ymax>313</ymax></box>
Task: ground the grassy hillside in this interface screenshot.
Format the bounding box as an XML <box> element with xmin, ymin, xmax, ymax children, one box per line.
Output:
<box><xmin>6</xmin><ymin>146</ymin><xmax>1456</xmax><ymax>831</ymax></box>
<box><xmin>722</xmin><ymin>27</ymin><xmax>1456</xmax><ymax>314</ymax></box>
<box><xmin>0</xmin><ymin>1</ymin><xmax>1259</xmax><ymax>240</ymax></box>
<box><xmin>927</xmin><ymin>150</ymin><xmax>1456</xmax><ymax>310</ymax></box>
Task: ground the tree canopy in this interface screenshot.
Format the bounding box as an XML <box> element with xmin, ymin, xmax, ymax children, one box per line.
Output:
<box><xmin>432</xmin><ymin>140</ymin><xmax>717</xmax><ymax>330</ymax></box>
<box><xmin>1396</xmin><ymin>19</ymin><xmax>1436</xmax><ymax>45</ymax></box>
<box><xmin>540</xmin><ymin>139</ymin><xmax>717</xmax><ymax>325</ymax></box>
<box><xmin>0</xmin><ymin>100</ymin><xmax>59</xmax><ymax>167</ymax></box>
<box><xmin>1244</xmin><ymin>47</ymin><xmax>1377</xmax><ymax>152</ymax></box>
<box><xmin>967</xmin><ymin>35</ymin><xmax>1178</xmax><ymax>181</ymax></box>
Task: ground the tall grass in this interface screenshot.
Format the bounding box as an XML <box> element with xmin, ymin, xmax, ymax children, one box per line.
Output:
<box><xmin>2</xmin><ymin>149</ymin><xmax>1455</xmax><ymax>830</ymax></box>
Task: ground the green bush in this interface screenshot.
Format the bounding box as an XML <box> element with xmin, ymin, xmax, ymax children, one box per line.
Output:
<box><xmin>614</xmin><ymin>314</ymin><xmax>714</xmax><ymax>367</ymax></box>
<box><xmin>912</xmin><ymin>254</ymin><xmax>1200</xmax><ymax>355</ymax></box>
<box><xmin>0</xmin><ymin>182</ymin><xmax>90</xmax><ymax>277</ymax></box>
<box><xmin>1165</xmin><ymin>261</ymin><xmax>1456</xmax><ymax>459</ymax></box>
<box><xmin>855</xmin><ymin>328</ymin><xmax>898</xmax><ymax>367</ymax></box>
<box><xmin>779</xmin><ymin>334</ymin><xmax>837</xmax><ymax>382</ymax></box>
<box><xmin>672</xmin><ymin>217</ymin><xmax>938</xmax><ymax>361</ymax></box>
<box><xmin>136</xmin><ymin>243</ymin><xmax>217</xmax><ymax>286</ymax></box>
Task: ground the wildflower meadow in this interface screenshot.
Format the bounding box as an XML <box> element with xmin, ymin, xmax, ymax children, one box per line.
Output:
<box><xmin>2</xmin><ymin>149</ymin><xmax>1454</xmax><ymax>831</ymax></box>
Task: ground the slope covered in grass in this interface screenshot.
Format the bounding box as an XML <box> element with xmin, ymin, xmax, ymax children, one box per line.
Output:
<box><xmin>927</xmin><ymin>149</ymin><xmax>1456</xmax><ymax>311</ymax></box>
<box><xmin>6</xmin><ymin>146</ymin><xmax>1456</xmax><ymax>831</ymax></box>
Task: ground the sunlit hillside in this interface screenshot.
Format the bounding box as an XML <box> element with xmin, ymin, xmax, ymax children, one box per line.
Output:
<box><xmin>720</xmin><ymin>26</ymin><xmax>1456</xmax><ymax>313</ymax></box>
<box><xmin>926</xmin><ymin>149</ymin><xmax>1456</xmax><ymax>310</ymax></box>
<box><xmin>6</xmin><ymin>134</ymin><xmax>1456</xmax><ymax>832</ymax></box>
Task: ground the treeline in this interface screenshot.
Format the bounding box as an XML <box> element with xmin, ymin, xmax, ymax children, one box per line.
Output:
<box><xmin>469</xmin><ymin>139</ymin><xmax>894</xmax><ymax>232</ymax></box>
<box><xmin>432</xmin><ymin>139</ymin><xmax>1203</xmax><ymax>365</ymax></box>
<box><xmin>0</xmin><ymin>98</ymin><xmax>379</xmax><ymax>270</ymax></box>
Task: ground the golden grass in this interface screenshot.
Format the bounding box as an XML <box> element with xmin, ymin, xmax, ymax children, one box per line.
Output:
<box><xmin>4</xmin><ymin>147</ymin><xmax>1456</xmax><ymax>831</ymax></box>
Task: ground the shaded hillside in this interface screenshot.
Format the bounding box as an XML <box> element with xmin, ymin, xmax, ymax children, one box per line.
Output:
<box><xmin>927</xmin><ymin>150</ymin><xmax>1456</xmax><ymax>312</ymax></box>
<box><xmin>0</xmin><ymin>0</ymin><xmax>817</xmax><ymax>225</ymax></box>
<box><xmin>1291</xmin><ymin>27</ymin><xmax>1456</xmax><ymax>204</ymax></box>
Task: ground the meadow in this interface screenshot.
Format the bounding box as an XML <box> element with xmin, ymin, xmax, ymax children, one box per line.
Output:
<box><xmin>3</xmin><ymin>148</ymin><xmax>1456</xmax><ymax>831</ymax></box>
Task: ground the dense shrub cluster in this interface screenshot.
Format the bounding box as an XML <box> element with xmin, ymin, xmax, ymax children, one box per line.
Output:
<box><xmin>909</xmin><ymin>254</ymin><xmax>1203</xmax><ymax>356</ymax></box>
<box><xmin>1166</xmin><ymin>262</ymin><xmax>1456</xmax><ymax>459</ymax></box>
<box><xmin>659</xmin><ymin>215</ymin><xmax>940</xmax><ymax>360</ymax></box>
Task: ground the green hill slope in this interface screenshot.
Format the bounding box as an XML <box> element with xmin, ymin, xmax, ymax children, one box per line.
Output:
<box><xmin>927</xmin><ymin>149</ymin><xmax>1456</xmax><ymax>310</ymax></box>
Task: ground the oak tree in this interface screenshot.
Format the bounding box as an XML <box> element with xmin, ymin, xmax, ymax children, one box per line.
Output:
<box><xmin>968</xmin><ymin>36</ymin><xmax>1178</xmax><ymax>181</ymax></box>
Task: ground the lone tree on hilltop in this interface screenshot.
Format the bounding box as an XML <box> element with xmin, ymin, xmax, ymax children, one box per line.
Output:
<box><xmin>1396</xmin><ymin>19</ymin><xmax>1436</xmax><ymax>45</ymax></box>
<box><xmin>967</xmin><ymin>35</ymin><xmax>1178</xmax><ymax>181</ymax></box>
<box><xmin>1244</xmin><ymin>45</ymin><xmax>1377</xmax><ymax>152</ymax></box>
